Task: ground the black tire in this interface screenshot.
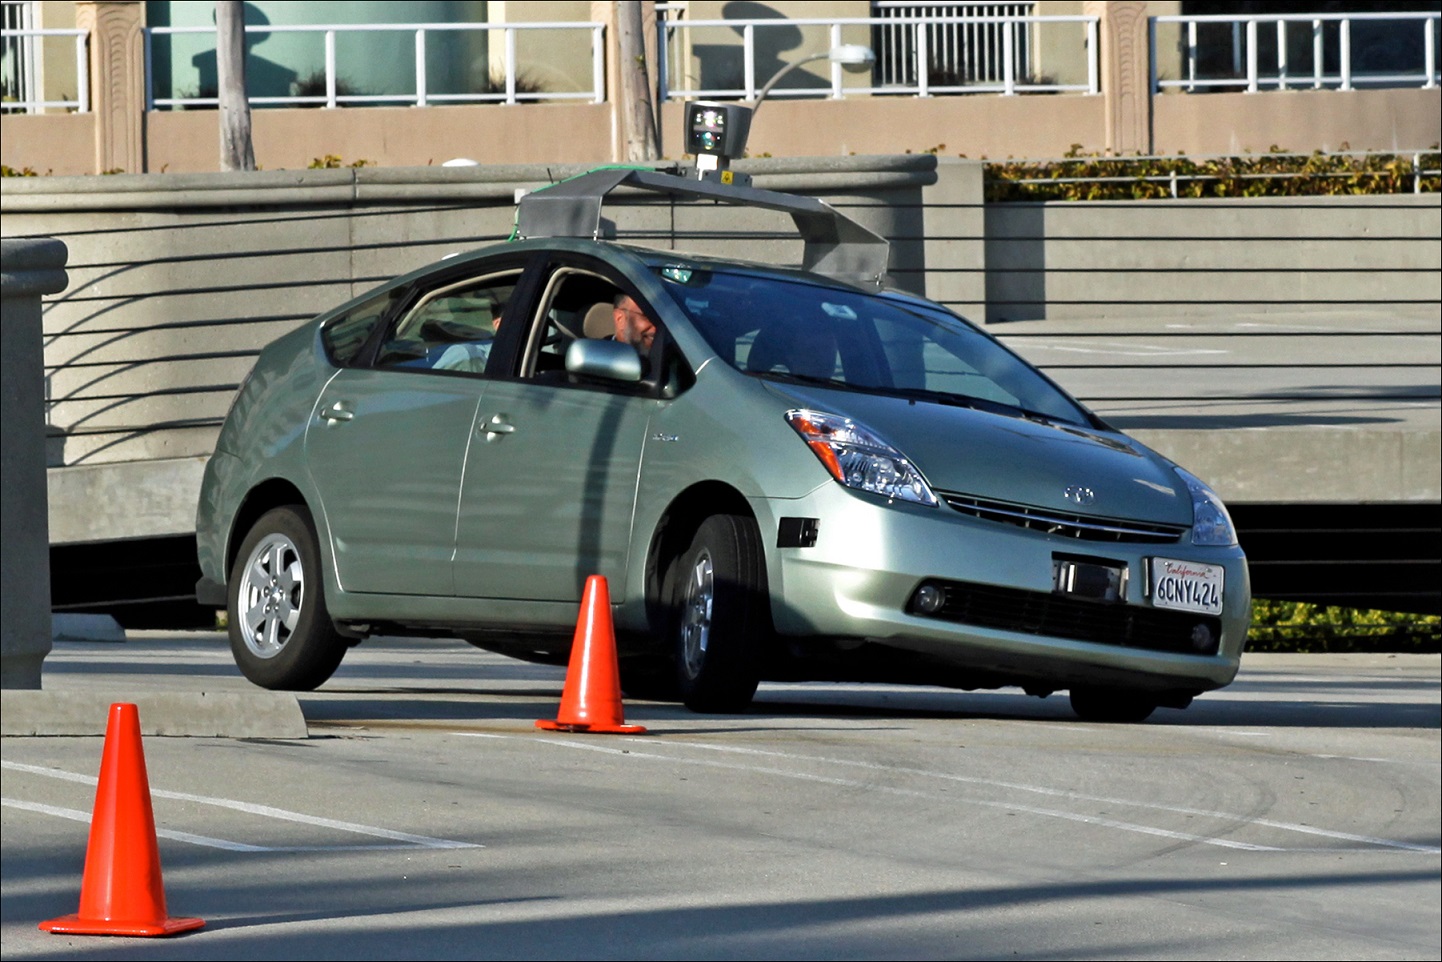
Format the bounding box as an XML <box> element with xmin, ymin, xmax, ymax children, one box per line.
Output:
<box><xmin>668</xmin><ymin>513</ymin><xmax>768</xmax><ymax>713</ymax></box>
<box><xmin>228</xmin><ymin>505</ymin><xmax>347</xmax><ymax>691</ymax></box>
<box><xmin>1069</xmin><ymin>687</ymin><xmax>1158</xmax><ymax>723</ymax></box>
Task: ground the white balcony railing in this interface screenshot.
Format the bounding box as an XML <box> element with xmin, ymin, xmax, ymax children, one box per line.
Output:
<box><xmin>0</xmin><ymin>25</ymin><xmax>89</xmax><ymax>113</ymax></box>
<box><xmin>143</xmin><ymin>21</ymin><xmax>606</xmax><ymax>109</ymax></box>
<box><xmin>872</xmin><ymin>2</ymin><xmax>1037</xmax><ymax>89</ymax></box>
<box><xmin>1153</xmin><ymin>11</ymin><xmax>1440</xmax><ymax>93</ymax></box>
<box><xmin>656</xmin><ymin>7</ymin><xmax>1099</xmax><ymax>100</ymax></box>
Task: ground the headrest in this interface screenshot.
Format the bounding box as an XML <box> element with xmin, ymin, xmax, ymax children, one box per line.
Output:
<box><xmin>583</xmin><ymin>301</ymin><xmax>614</xmax><ymax>339</ymax></box>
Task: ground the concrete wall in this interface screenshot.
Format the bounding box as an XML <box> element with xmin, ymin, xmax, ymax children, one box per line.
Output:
<box><xmin>983</xmin><ymin>194</ymin><xmax>1441</xmax><ymax>322</ymax></box>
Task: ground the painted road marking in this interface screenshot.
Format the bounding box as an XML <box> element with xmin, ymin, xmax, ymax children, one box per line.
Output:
<box><xmin>497</xmin><ymin>734</ymin><xmax>1438</xmax><ymax>855</ymax></box>
<box><xmin>1</xmin><ymin>761</ymin><xmax>480</xmax><ymax>852</ymax></box>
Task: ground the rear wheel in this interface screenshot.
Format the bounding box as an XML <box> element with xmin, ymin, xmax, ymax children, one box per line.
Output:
<box><xmin>668</xmin><ymin>514</ymin><xmax>767</xmax><ymax>713</ymax></box>
<box><xmin>1069</xmin><ymin>687</ymin><xmax>1158</xmax><ymax>723</ymax></box>
<box><xmin>228</xmin><ymin>505</ymin><xmax>347</xmax><ymax>691</ymax></box>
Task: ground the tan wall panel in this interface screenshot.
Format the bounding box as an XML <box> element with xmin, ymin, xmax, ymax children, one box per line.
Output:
<box><xmin>1153</xmin><ymin>88</ymin><xmax>1442</xmax><ymax>156</ymax></box>
<box><xmin>147</xmin><ymin>102</ymin><xmax>618</xmax><ymax>174</ymax></box>
<box><xmin>0</xmin><ymin>114</ymin><xmax>96</xmax><ymax>176</ymax></box>
<box><xmin>659</xmin><ymin>94</ymin><xmax>1111</xmax><ymax>163</ymax></box>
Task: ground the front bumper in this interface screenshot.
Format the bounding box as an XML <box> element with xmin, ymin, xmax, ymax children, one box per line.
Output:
<box><xmin>753</xmin><ymin>483</ymin><xmax>1250</xmax><ymax>694</ymax></box>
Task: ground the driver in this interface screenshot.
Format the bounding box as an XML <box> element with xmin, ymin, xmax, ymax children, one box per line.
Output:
<box><xmin>611</xmin><ymin>293</ymin><xmax>656</xmax><ymax>352</ymax></box>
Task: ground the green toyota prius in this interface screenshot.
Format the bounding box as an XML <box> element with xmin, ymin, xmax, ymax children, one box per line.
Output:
<box><xmin>196</xmin><ymin>168</ymin><xmax>1250</xmax><ymax>722</ymax></box>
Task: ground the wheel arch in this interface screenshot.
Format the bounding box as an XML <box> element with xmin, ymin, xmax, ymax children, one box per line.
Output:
<box><xmin>227</xmin><ymin>479</ymin><xmax>312</xmax><ymax>577</ymax></box>
<box><xmin>643</xmin><ymin>481</ymin><xmax>759</xmax><ymax>636</ymax></box>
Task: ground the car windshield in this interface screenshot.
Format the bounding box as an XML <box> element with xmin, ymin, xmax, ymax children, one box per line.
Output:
<box><xmin>654</xmin><ymin>266</ymin><xmax>1091</xmax><ymax>425</ymax></box>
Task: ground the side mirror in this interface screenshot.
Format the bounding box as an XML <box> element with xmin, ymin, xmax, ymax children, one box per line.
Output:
<box><xmin>565</xmin><ymin>339</ymin><xmax>643</xmax><ymax>383</ymax></box>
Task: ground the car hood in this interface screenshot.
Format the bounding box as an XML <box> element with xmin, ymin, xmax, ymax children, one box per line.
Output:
<box><xmin>763</xmin><ymin>381</ymin><xmax>1191</xmax><ymax>525</ymax></box>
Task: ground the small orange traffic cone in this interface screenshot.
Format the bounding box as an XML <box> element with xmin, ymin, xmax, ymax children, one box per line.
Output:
<box><xmin>40</xmin><ymin>703</ymin><xmax>205</xmax><ymax>937</ymax></box>
<box><xmin>537</xmin><ymin>575</ymin><xmax>647</xmax><ymax>734</ymax></box>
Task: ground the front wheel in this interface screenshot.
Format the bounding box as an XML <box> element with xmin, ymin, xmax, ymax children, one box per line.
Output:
<box><xmin>1069</xmin><ymin>687</ymin><xmax>1158</xmax><ymax>723</ymax></box>
<box><xmin>228</xmin><ymin>505</ymin><xmax>347</xmax><ymax>691</ymax></box>
<box><xmin>668</xmin><ymin>514</ymin><xmax>768</xmax><ymax>713</ymax></box>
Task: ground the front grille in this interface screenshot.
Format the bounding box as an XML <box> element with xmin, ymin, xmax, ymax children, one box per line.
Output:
<box><xmin>937</xmin><ymin>491</ymin><xmax>1187</xmax><ymax>544</ymax></box>
<box><xmin>915</xmin><ymin>579</ymin><xmax>1221</xmax><ymax>656</ymax></box>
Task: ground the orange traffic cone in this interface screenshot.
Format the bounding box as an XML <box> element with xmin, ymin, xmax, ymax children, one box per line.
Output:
<box><xmin>536</xmin><ymin>575</ymin><xmax>647</xmax><ymax>734</ymax></box>
<box><xmin>40</xmin><ymin>703</ymin><xmax>205</xmax><ymax>937</ymax></box>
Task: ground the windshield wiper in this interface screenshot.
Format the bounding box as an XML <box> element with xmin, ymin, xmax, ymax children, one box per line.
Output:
<box><xmin>749</xmin><ymin>371</ymin><xmax>856</xmax><ymax>391</ymax></box>
<box><xmin>752</xmin><ymin>373</ymin><xmax>1088</xmax><ymax>425</ymax></box>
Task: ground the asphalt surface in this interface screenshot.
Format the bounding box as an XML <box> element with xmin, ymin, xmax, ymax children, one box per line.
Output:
<box><xmin>2</xmin><ymin>633</ymin><xmax>1438</xmax><ymax>961</ymax></box>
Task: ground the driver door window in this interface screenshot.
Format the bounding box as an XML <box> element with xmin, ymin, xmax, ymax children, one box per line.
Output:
<box><xmin>521</xmin><ymin>268</ymin><xmax>623</xmax><ymax>379</ymax></box>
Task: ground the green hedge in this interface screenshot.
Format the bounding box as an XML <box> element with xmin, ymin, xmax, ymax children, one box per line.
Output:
<box><xmin>1247</xmin><ymin>600</ymin><xmax>1441</xmax><ymax>653</ymax></box>
<box><xmin>985</xmin><ymin>146</ymin><xmax>1442</xmax><ymax>202</ymax></box>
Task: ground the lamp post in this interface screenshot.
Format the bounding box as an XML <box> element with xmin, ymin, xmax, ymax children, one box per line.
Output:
<box><xmin>751</xmin><ymin>44</ymin><xmax>876</xmax><ymax>119</ymax></box>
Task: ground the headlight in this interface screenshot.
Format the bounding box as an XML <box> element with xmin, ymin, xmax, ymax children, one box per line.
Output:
<box><xmin>785</xmin><ymin>409</ymin><xmax>937</xmax><ymax>506</ymax></box>
<box><xmin>1175</xmin><ymin>466</ymin><xmax>1237</xmax><ymax>546</ymax></box>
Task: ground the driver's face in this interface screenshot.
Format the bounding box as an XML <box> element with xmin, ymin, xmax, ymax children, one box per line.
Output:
<box><xmin>613</xmin><ymin>295</ymin><xmax>656</xmax><ymax>351</ymax></box>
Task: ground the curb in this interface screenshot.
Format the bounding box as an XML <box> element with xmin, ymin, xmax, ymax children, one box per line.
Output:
<box><xmin>0</xmin><ymin>690</ymin><xmax>308</xmax><ymax>738</ymax></box>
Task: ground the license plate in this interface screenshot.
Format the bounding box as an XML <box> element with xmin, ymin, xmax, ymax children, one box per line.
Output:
<box><xmin>1148</xmin><ymin>557</ymin><xmax>1224</xmax><ymax>615</ymax></box>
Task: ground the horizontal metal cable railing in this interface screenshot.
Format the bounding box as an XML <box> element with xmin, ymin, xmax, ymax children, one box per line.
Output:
<box><xmin>654</xmin><ymin>5</ymin><xmax>1099</xmax><ymax>100</ymax></box>
<box><xmin>142</xmin><ymin>21</ymin><xmax>606</xmax><ymax>109</ymax></box>
<box><xmin>1152</xmin><ymin>11</ymin><xmax>1440</xmax><ymax>93</ymax></box>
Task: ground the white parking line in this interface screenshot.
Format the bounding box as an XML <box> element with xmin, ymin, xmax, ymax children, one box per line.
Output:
<box><xmin>481</xmin><ymin>735</ymin><xmax>1280</xmax><ymax>851</ymax></box>
<box><xmin>498</xmin><ymin>735</ymin><xmax>1439</xmax><ymax>855</ymax></box>
<box><xmin>1</xmin><ymin>761</ymin><xmax>480</xmax><ymax>852</ymax></box>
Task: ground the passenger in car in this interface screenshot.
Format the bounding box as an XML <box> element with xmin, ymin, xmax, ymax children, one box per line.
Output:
<box><xmin>432</xmin><ymin>304</ymin><xmax>505</xmax><ymax>374</ymax></box>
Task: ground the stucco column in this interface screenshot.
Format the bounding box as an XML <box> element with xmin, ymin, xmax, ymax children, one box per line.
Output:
<box><xmin>1</xmin><ymin>238</ymin><xmax>68</xmax><ymax>689</ymax></box>
<box><xmin>1085</xmin><ymin>0</ymin><xmax>1152</xmax><ymax>155</ymax></box>
<box><xmin>75</xmin><ymin>0</ymin><xmax>145</xmax><ymax>174</ymax></box>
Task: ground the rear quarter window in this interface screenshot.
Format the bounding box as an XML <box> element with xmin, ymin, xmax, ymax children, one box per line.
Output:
<box><xmin>320</xmin><ymin>289</ymin><xmax>404</xmax><ymax>366</ymax></box>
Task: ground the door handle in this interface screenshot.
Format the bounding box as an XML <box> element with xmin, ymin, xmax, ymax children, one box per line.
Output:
<box><xmin>319</xmin><ymin>401</ymin><xmax>354</xmax><ymax>423</ymax></box>
<box><xmin>481</xmin><ymin>413</ymin><xmax>515</xmax><ymax>440</ymax></box>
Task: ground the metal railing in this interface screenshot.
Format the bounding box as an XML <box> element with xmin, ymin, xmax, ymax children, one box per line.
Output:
<box><xmin>872</xmin><ymin>1</ymin><xmax>1035</xmax><ymax>88</ymax></box>
<box><xmin>656</xmin><ymin>7</ymin><xmax>1098</xmax><ymax>100</ymax></box>
<box><xmin>1153</xmin><ymin>11</ymin><xmax>1440</xmax><ymax>93</ymax></box>
<box><xmin>143</xmin><ymin>21</ymin><xmax>606</xmax><ymax>109</ymax></box>
<box><xmin>0</xmin><ymin>24</ymin><xmax>89</xmax><ymax>113</ymax></box>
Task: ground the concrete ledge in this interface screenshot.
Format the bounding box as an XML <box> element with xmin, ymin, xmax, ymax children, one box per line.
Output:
<box><xmin>48</xmin><ymin>456</ymin><xmax>208</xmax><ymax>544</ymax></box>
<box><xmin>0</xmin><ymin>690</ymin><xmax>308</xmax><ymax>738</ymax></box>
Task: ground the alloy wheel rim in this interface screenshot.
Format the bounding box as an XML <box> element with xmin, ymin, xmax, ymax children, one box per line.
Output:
<box><xmin>680</xmin><ymin>550</ymin><xmax>714</xmax><ymax>677</ymax></box>
<box><xmin>239</xmin><ymin>533</ymin><xmax>304</xmax><ymax>659</ymax></box>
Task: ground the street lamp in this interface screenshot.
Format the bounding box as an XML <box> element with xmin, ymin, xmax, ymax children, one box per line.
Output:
<box><xmin>752</xmin><ymin>44</ymin><xmax>876</xmax><ymax>119</ymax></box>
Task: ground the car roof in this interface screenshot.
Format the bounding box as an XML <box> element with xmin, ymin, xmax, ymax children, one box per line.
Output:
<box><xmin>385</xmin><ymin>235</ymin><xmax>883</xmax><ymax>297</ymax></box>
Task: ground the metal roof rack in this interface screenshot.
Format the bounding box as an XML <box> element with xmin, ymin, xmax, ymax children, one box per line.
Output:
<box><xmin>515</xmin><ymin>167</ymin><xmax>890</xmax><ymax>287</ymax></box>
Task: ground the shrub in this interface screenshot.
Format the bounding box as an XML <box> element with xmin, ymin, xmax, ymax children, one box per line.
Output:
<box><xmin>1247</xmin><ymin>599</ymin><xmax>1441</xmax><ymax>653</ymax></box>
<box><xmin>985</xmin><ymin>145</ymin><xmax>1442</xmax><ymax>202</ymax></box>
